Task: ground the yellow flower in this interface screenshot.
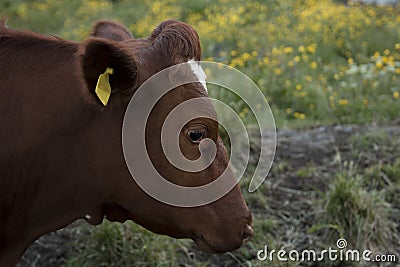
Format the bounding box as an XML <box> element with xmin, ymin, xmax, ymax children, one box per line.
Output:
<box><xmin>288</xmin><ymin>61</ymin><xmax>294</xmax><ymax>67</ymax></box>
<box><xmin>274</xmin><ymin>68</ymin><xmax>282</xmax><ymax>75</ymax></box>
<box><xmin>305</xmin><ymin>75</ymin><xmax>312</xmax><ymax>82</ymax></box>
<box><xmin>395</xmin><ymin>43</ymin><xmax>400</xmax><ymax>50</ymax></box>
<box><xmin>384</xmin><ymin>49</ymin><xmax>390</xmax><ymax>55</ymax></box>
<box><xmin>376</xmin><ymin>61</ymin><xmax>383</xmax><ymax>68</ymax></box>
<box><xmin>298</xmin><ymin>45</ymin><xmax>306</xmax><ymax>53</ymax></box>
<box><xmin>310</xmin><ymin>61</ymin><xmax>318</xmax><ymax>69</ymax></box>
<box><xmin>263</xmin><ymin>56</ymin><xmax>270</xmax><ymax>65</ymax></box>
<box><xmin>151</xmin><ymin>2</ymin><xmax>162</xmax><ymax>13</ymax></box>
<box><xmin>395</xmin><ymin>68</ymin><xmax>400</xmax><ymax>74</ymax></box>
<box><xmin>347</xmin><ymin>58</ymin><xmax>354</xmax><ymax>65</ymax></box>
<box><xmin>239</xmin><ymin>107</ymin><xmax>249</xmax><ymax>118</ymax></box>
<box><xmin>286</xmin><ymin>108</ymin><xmax>292</xmax><ymax>114</ymax></box>
<box><xmin>333</xmin><ymin>74</ymin><xmax>340</xmax><ymax>80</ymax></box>
<box><xmin>295</xmin><ymin>84</ymin><xmax>303</xmax><ymax>90</ymax></box>
<box><xmin>338</xmin><ymin>99</ymin><xmax>349</xmax><ymax>106</ymax></box>
<box><xmin>283</xmin><ymin>47</ymin><xmax>294</xmax><ymax>54</ymax></box>
<box><xmin>394</xmin><ymin>91</ymin><xmax>399</xmax><ymax>99</ymax></box>
<box><xmin>231</xmin><ymin>50</ymin><xmax>238</xmax><ymax>56</ymax></box>
<box><xmin>306</xmin><ymin>44</ymin><xmax>317</xmax><ymax>54</ymax></box>
<box><xmin>230</xmin><ymin>58</ymin><xmax>244</xmax><ymax>67</ymax></box>
<box><xmin>230</xmin><ymin>14</ymin><xmax>239</xmax><ymax>24</ymax></box>
<box><xmin>294</xmin><ymin>112</ymin><xmax>305</xmax><ymax>119</ymax></box>
<box><xmin>242</xmin><ymin>52</ymin><xmax>251</xmax><ymax>61</ymax></box>
<box><xmin>363</xmin><ymin>98</ymin><xmax>368</xmax><ymax>105</ymax></box>
<box><xmin>387</xmin><ymin>56</ymin><xmax>395</xmax><ymax>67</ymax></box>
<box><xmin>294</xmin><ymin>56</ymin><xmax>301</xmax><ymax>62</ymax></box>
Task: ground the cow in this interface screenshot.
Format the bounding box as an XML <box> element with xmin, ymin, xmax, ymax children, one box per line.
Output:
<box><xmin>0</xmin><ymin>19</ymin><xmax>253</xmax><ymax>266</ymax></box>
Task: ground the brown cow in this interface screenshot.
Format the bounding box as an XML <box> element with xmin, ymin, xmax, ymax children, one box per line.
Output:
<box><xmin>0</xmin><ymin>20</ymin><xmax>253</xmax><ymax>266</ymax></box>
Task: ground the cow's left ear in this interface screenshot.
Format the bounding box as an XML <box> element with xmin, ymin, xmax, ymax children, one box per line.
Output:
<box><xmin>80</xmin><ymin>38</ymin><xmax>137</xmax><ymax>105</ymax></box>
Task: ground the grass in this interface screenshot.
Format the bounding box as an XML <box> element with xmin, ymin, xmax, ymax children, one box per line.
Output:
<box><xmin>349</xmin><ymin>129</ymin><xmax>395</xmax><ymax>151</ymax></box>
<box><xmin>363</xmin><ymin>158</ymin><xmax>400</xmax><ymax>213</ymax></box>
<box><xmin>312</xmin><ymin>169</ymin><xmax>397</xmax><ymax>252</ymax></box>
<box><xmin>65</xmin><ymin>221</ymin><xmax>188</xmax><ymax>267</ymax></box>
<box><xmin>309</xmin><ymin>162</ymin><xmax>400</xmax><ymax>267</ymax></box>
<box><xmin>297</xmin><ymin>165</ymin><xmax>318</xmax><ymax>179</ymax></box>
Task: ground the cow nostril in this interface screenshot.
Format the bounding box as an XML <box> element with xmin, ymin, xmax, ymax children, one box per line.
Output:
<box><xmin>242</xmin><ymin>224</ymin><xmax>253</xmax><ymax>243</ymax></box>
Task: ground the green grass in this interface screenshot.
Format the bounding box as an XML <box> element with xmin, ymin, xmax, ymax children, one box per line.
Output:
<box><xmin>65</xmin><ymin>221</ymin><xmax>188</xmax><ymax>267</ymax></box>
<box><xmin>311</xmin><ymin>160</ymin><xmax>399</xmax><ymax>256</ymax></box>
<box><xmin>363</xmin><ymin>159</ymin><xmax>400</xmax><ymax>212</ymax></box>
<box><xmin>349</xmin><ymin>129</ymin><xmax>394</xmax><ymax>151</ymax></box>
<box><xmin>297</xmin><ymin>165</ymin><xmax>318</xmax><ymax>179</ymax></box>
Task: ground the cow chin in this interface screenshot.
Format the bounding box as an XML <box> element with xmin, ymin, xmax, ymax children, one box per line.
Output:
<box><xmin>192</xmin><ymin>234</ymin><xmax>243</xmax><ymax>254</ymax></box>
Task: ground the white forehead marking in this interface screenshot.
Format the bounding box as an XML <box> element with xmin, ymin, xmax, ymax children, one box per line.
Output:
<box><xmin>188</xmin><ymin>59</ymin><xmax>208</xmax><ymax>93</ymax></box>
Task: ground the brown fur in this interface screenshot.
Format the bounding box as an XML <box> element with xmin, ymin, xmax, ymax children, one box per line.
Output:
<box><xmin>91</xmin><ymin>20</ymin><xmax>134</xmax><ymax>41</ymax></box>
<box><xmin>151</xmin><ymin>20</ymin><xmax>201</xmax><ymax>63</ymax></box>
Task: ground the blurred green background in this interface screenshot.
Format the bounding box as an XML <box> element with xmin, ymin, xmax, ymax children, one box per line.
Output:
<box><xmin>2</xmin><ymin>0</ymin><xmax>400</xmax><ymax>128</ymax></box>
<box><xmin>2</xmin><ymin>0</ymin><xmax>399</xmax><ymax>266</ymax></box>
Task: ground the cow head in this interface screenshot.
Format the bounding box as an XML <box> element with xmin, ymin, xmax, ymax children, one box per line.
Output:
<box><xmin>78</xmin><ymin>20</ymin><xmax>253</xmax><ymax>253</ymax></box>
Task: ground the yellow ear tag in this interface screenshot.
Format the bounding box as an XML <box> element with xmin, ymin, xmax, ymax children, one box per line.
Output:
<box><xmin>95</xmin><ymin>67</ymin><xmax>114</xmax><ymax>106</ymax></box>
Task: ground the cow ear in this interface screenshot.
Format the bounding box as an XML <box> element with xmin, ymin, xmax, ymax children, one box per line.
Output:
<box><xmin>80</xmin><ymin>39</ymin><xmax>137</xmax><ymax>105</ymax></box>
<box><xmin>91</xmin><ymin>20</ymin><xmax>133</xmax><ymax>42</ymax></box>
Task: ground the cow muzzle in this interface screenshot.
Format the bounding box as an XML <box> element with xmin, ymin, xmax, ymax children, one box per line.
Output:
<box><xmin>193</xmin><ymin>219</ymin><xmax>253</xmax><ymax>253</ymax></box>
<box><xmin>242</xmin><ymin>224</ymin><xmax>254</xmax><ymax>243</ymax></box>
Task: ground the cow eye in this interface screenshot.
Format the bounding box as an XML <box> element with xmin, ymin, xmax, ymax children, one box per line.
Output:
<box><xmin>188</xmin><ymin>129</ymin><xmax>205</xmax><ymax>143</ymax></box>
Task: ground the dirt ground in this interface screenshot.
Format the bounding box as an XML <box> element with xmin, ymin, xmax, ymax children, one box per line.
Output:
<box><xmin>17</xmin><ymin>123</ymin><xmax>400</xmax><ymax>267</ymax></box>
